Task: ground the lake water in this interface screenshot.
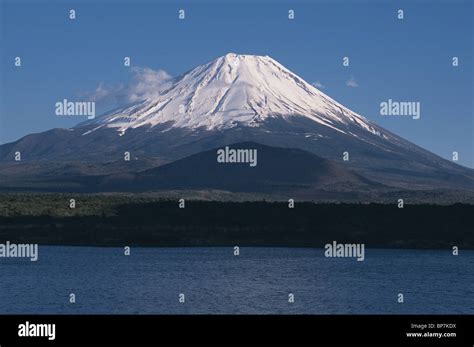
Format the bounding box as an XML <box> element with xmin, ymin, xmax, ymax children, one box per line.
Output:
<box><xmin>0</xmin><ymin>246</ymin><xmax>472</xmax><ymax>314</ymax></box>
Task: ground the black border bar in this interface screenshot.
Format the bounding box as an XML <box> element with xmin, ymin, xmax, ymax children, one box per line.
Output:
<box><xmin>0</xmin><ymin>315</ymin><xmax>473</xmax><ymax>345</ymax></box>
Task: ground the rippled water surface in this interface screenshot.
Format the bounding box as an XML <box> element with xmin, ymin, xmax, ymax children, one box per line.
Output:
<box><xmin>0</xmin><ymin>246</ymin><xmax>472</xmax><ymax>314</ymax></box>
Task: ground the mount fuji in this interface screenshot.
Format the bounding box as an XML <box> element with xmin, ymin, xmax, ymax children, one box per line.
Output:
<box><xmin>83</xmin><ymin>53</ymin><xmax>380</xmax><ymax>133</ymax></box>
<box><xmin>0</xmin><ymin>53</ymin><xmax>472</xmax><ymax>197</ymax></box>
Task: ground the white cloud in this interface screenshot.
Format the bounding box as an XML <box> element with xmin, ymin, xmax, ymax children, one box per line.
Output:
<box><xmin>85</xmin><ymin>82</ymin><xmax>124</xmax><ymax>103</ymax></box>
<box><xmin>127</xmin><ymin>67</ymin><xmax>172</xmax><ymax>102</ymax></box>
<box><xmin>346</xmin><ymin>76</ymin><xmax>359</xmax><ymax>88</ymax></box>
<box><xmin>312</xmin><ymin>81</ymin><xmax>325</xmax><ymax>89</ymax></box>
<box><xmin>84</xmin><ymin>67</ymin><xmax>173</xmax><ymax>106</ymax></box>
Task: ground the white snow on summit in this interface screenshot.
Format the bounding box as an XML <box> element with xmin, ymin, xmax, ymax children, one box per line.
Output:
<box><xmin>82</xmin><ymin>53</ymin><xmax>387</xmax><ymax>139</ymax></box>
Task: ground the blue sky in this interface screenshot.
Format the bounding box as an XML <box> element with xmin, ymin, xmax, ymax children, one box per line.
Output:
<box><xmin>1</xmin><ymin>0</ymin><xmax>472</xmax><ymax>167</ymax></box>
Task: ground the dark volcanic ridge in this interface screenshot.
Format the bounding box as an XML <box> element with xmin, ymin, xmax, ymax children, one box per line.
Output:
<box><xmin>98</xmin><ymin>141</ymin><xmax>380</xmax><ymax>192</ymax></box>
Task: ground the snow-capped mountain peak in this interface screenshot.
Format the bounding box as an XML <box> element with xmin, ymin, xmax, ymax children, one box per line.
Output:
<box><xmin>3</xmin><ymin>53</ymin><xmax>471</xmax><ymax>193</ymax></box>
<box><xmin>82</xmin><ymin>53</ymin><xmax>381</xmax><ymax>137</ymax></box>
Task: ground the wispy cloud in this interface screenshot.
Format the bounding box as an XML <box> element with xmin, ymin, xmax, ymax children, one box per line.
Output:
<box><xmin>346</xmin><ymin>76</ymin><xmax>359</xmax><ymax>88</ymax></box>
<box><xmin>83</xmin><ymin>67</ymin><xmax>173</xmax><ymax>106</ymax></box>
<box><xmin>312</xmin><ymin>81</ymin><xmax>325</xmax><ymax>89</ymax></box>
